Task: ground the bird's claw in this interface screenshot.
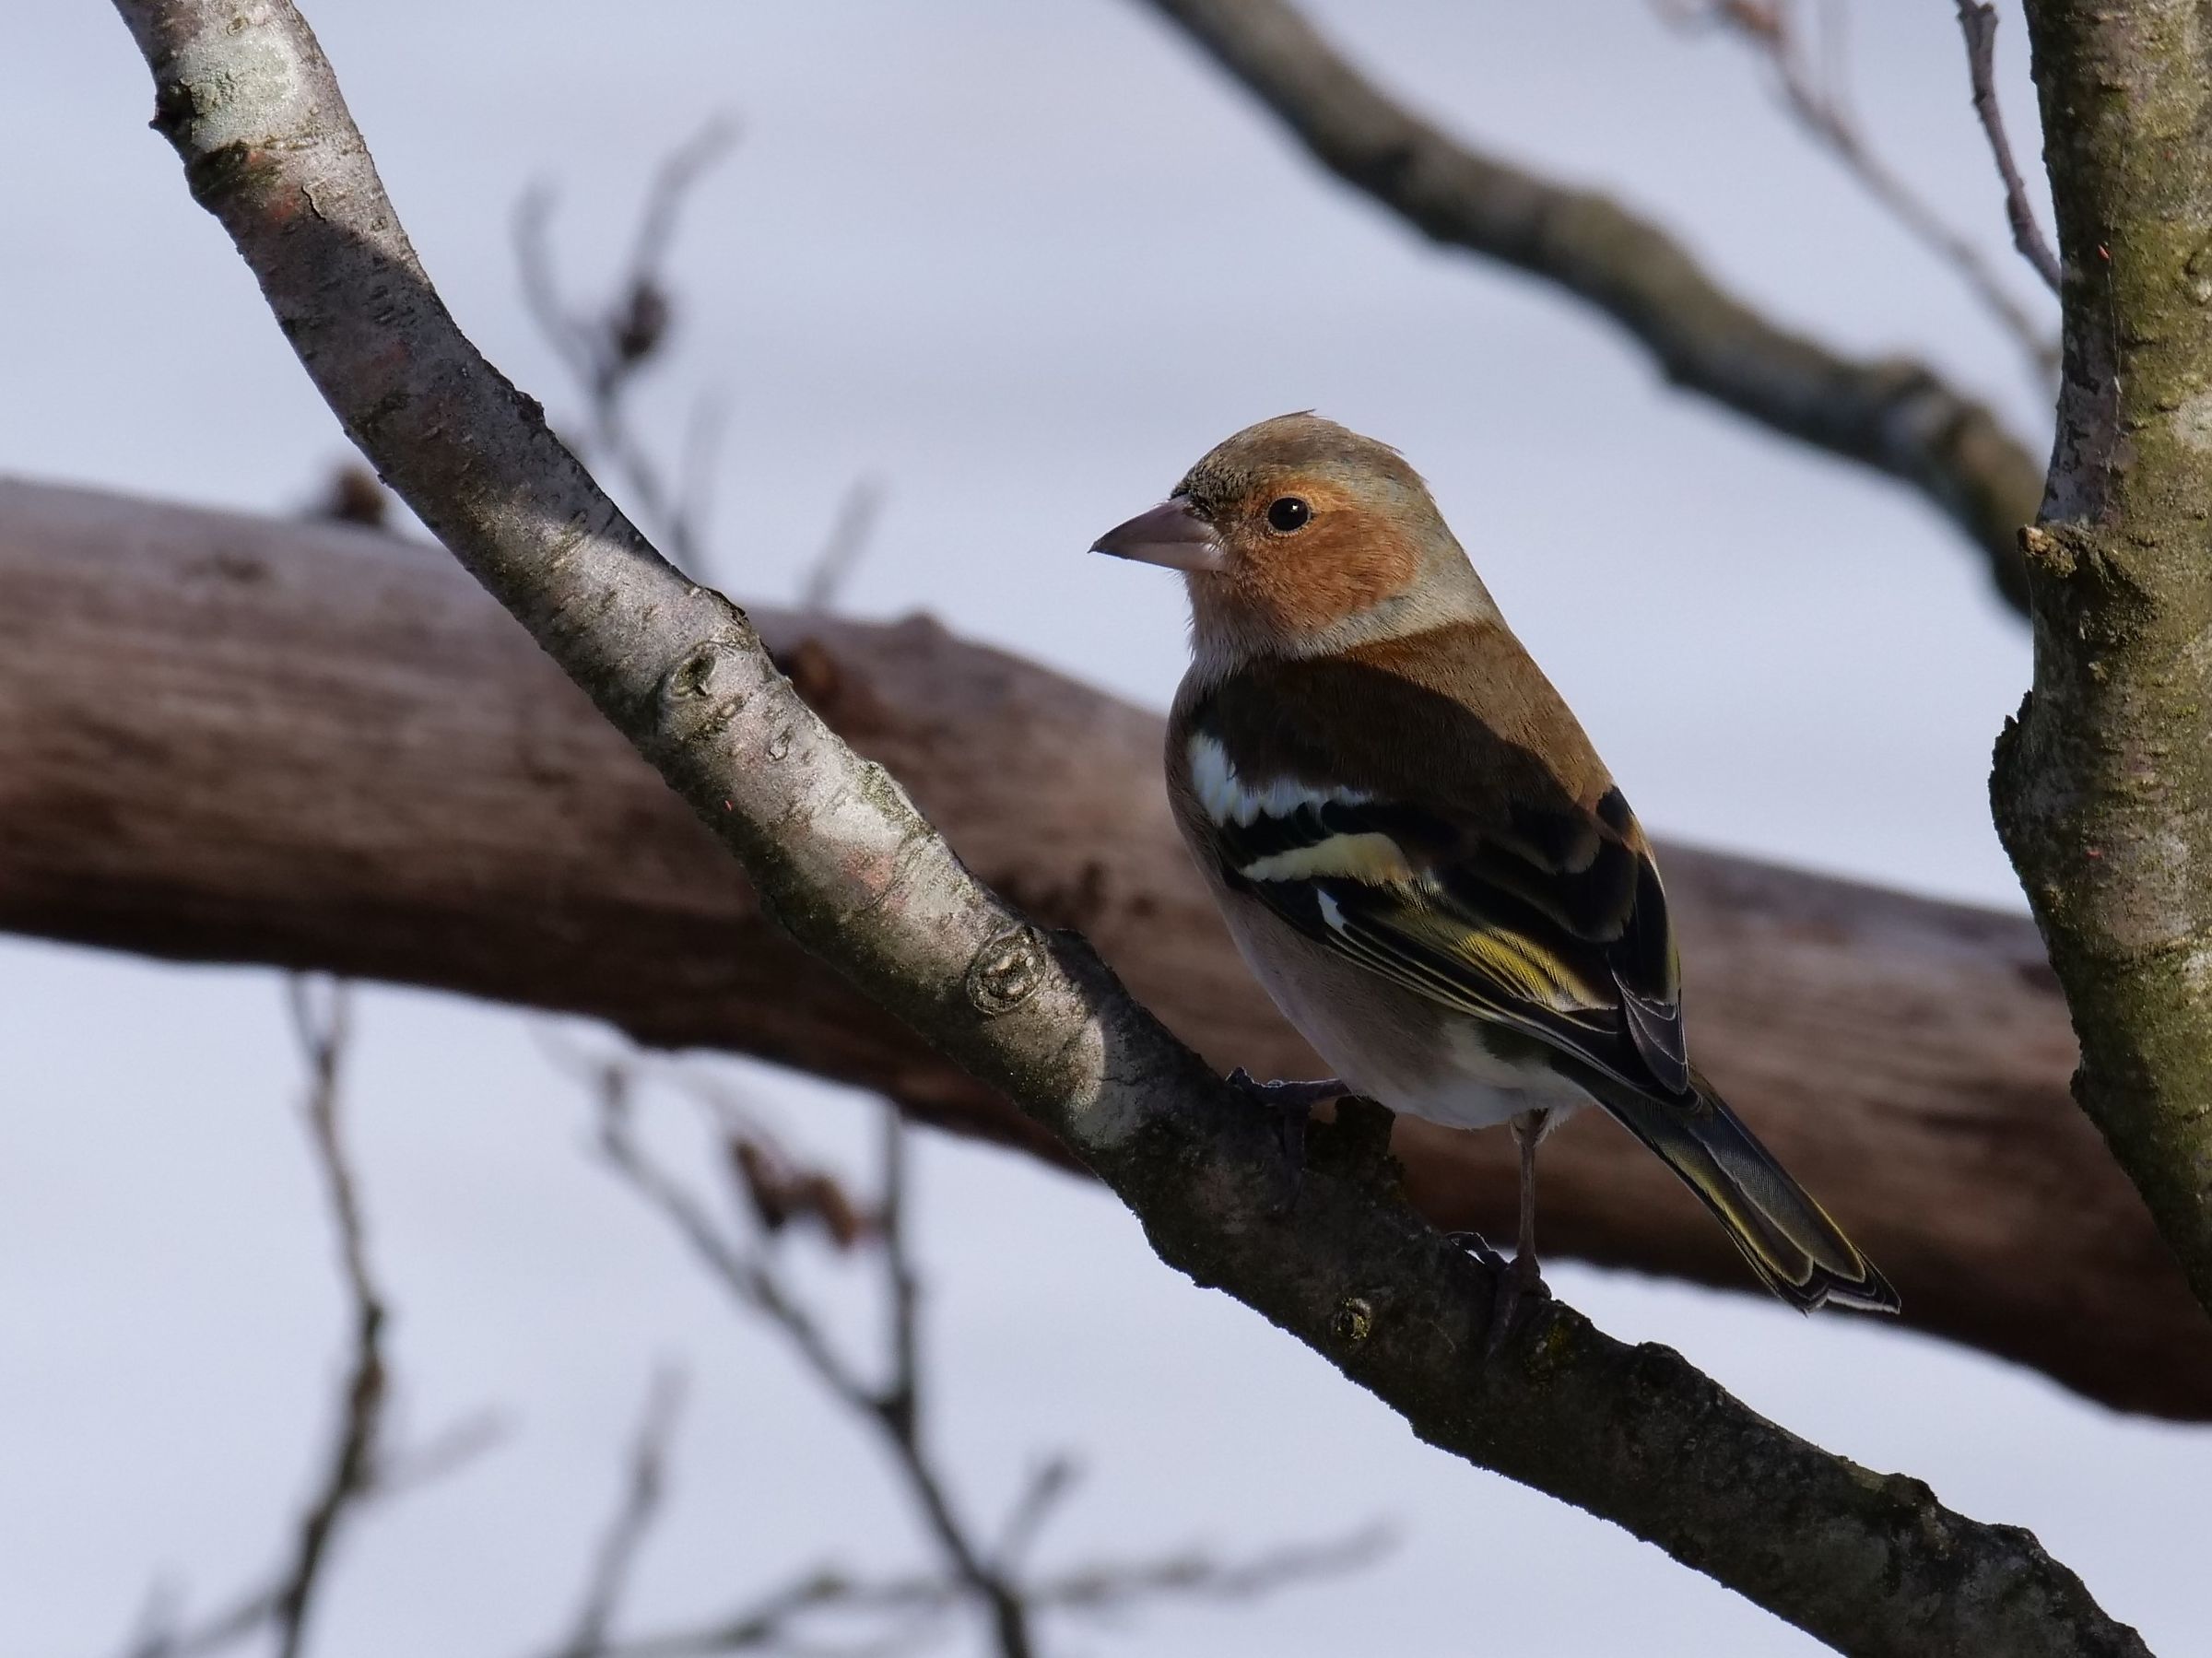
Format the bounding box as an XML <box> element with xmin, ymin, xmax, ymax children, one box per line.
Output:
<box><xmin>1448</xmin><ymin>1231</ymin><xmax>1548</xmax><ymax>1358</ymax></box>
<box><xmin>1483</xmin><ymin>1250</ymin><xmax>1550</xmax><ymax>1359</ymax></box>
<box><xmin>1225</xmin><ymin>1068</ymin><xmax>1347</xmax><ymax>1112</ymax></box>
<box><xmin>1226</xmin><ymin>1069</ymin><xmax>1345</xmax><ymax>1211</ymax></box>
<box><xmin>1446</xmin><ymin>1229</ymin><xmax>1509</xmax><ymax>1274</ymax></box>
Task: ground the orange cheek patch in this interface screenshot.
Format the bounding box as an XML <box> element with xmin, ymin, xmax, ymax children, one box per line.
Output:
<box><xmin>1234</xmin><ymin>512</ymin><xmax>1420</xmax><ymax>634</ymax></box>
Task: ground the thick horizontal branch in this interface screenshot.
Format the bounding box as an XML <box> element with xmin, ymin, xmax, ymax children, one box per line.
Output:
<box><xmin>5</xmin><ymin>476</ymin><xmax>2204</xmax><ymax>1421</ymax></box>
<box><xmin>1142</xmin><ymin>0</ymin><xmax>2047</xmax><ymax>615</ymax></box>
<box><xmin>91</xmin><ymin>3</ymin><xmax>2150</xmax><ymax>1646</ymax></box>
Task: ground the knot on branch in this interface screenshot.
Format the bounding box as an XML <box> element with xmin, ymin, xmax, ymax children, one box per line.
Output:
<box><xmin>657</xmin><ymin>636</ymin><xmax>752</xmax><ymax>745</ymax></box>
<box><xmin>965</xmin><ymin>923</ymin><xmax>1045</xmax><ymax>1017</ymax></box>
<box><xmin>1329</xmin><ymin>1295</ymin><xmax>1376</xmax><ymax>1347</ymax></box>
<box><xmin>2016</xmin><ymin>523</ymin><xmax>2156</xmax><ymax>639</ymax></box>
<box><xmin>2018</xmin><ymin>523</ymin><xmax>2082</xmax><ymax>581</ymax></box>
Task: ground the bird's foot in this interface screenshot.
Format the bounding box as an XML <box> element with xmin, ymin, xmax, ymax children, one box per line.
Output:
<box><xmin>1226</xmin><ymin>1068</ymin><xmax>1347</xmax><ymax>1114</ymax></box>
<box><xmin>1450</xmin><ymin>1232</ymin><xmax>1549</xmax><ymax>1357</ymax></box>
<box><xmin>1227</xmin><ymin>1069</ymin><xmax>1346</xmax><ymax>1209</ymax></box>
<box><xmin>1446</xmin><ymin>1229</ymin><xmax>1509</xmax><ymax>1274</ymax></box>
<box><xmin>1484</xmin><ymin>1248</ymin><xmax>1550</xmax><ymax>1359</ymax></box>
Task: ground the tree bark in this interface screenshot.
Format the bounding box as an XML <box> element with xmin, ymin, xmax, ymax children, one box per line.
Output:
<box><xmin>1993</xmin><ymin>0</ymin><xmax>2212</xmax><ymax>1318</ymax></box>
<box><xmin>6</xmin><ymin>476</ymin><xmax>2206</xmax><ymax>1423</ymax></box>
<box><xmin>92</xmin><ymin>1</ymin><xmax>2156</xmax><ymax>1647</ymax></box>
<box><xmin>1140</xmin><ymin>0</ymin><xmax>2048</xmax><ymax>615</ymax></box>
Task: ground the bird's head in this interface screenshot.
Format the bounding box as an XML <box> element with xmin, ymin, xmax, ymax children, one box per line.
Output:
<box><xmin>1091</xmin><ymin>413</ymin><xmax>1493</xmax><ymax>673</ymax></box>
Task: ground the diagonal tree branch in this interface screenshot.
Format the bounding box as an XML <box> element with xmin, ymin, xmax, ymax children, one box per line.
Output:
<box><xmin>1139</xmin><ymin>0</ymin><xmax>2047</xmax><ymax>616</ymax></box>
<box><xmin>103</xmin><ymin>3</ymin><xmax>2144</xmax><ymax>1650</ymax></box>
<box><xmin>1676</xmin><ymin>0</ymin><xmax>2057</xmax><ymax>385</ymax></box>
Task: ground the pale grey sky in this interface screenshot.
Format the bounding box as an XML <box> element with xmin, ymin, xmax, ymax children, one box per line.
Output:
<box><xmin>3</xmin><ymin>3</ymin><xmax>2205</xmax><ymax>1655</ymax></box>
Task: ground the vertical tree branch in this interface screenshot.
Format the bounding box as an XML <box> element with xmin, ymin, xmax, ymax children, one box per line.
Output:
<box><xmin>1993</xmin><ymin>0</ymin><xmax>2212</xmax><ymax>1316</ymax></box>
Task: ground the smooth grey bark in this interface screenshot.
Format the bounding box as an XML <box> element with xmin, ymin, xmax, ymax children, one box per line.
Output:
<box><xmin>101</xmin><ymin>3</ymin><xmax>2146</xmax><ymax>1651</ymax></box>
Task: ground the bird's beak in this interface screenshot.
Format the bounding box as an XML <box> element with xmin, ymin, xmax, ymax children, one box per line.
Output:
<box><xmin>1089</xmin><ymin>499</ymin><xmax>1225</xmax><ymax>573</ymax></box>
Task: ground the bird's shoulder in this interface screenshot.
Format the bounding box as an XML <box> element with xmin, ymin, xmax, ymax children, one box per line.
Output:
<box><xmin>1166</xmin><ymin>619</ymin><xmax>1688</xmax><ymax>1095</ymax></box>
<box><xmin>1168</xmin><ymin>619</ymin><xmax>1623</xmax><ymax>848</ymax></box>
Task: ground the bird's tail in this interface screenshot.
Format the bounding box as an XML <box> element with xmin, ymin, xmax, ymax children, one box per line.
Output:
<box><xmin>1580</xmin><ymin>1067</ymin><xmax>1900</xmax><ymax>1315</ymax></box>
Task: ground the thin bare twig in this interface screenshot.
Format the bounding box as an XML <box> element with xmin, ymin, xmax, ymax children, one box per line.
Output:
<box><xmin>797</xmin><ymin>476</ymin><xmax>887</xmax><ymax>614</ymax></box>
<box><xmin>513</xmin><ymin>117</ymin><xmax>738</xmax><ymax>574</ymax></box>
<box><xmin>371</xmin><ymin>1409</ymin><xmax>510</xmax><ymax>1498</ymax></box>
<box><xmin>575</xmin><ymin>1523</ymin><xmax>1395</xmax><ymax>1657</ymax></box>
<box><xmin>863</xmin><ymin>1110</ymin><xmax>1033</xmax><ymax>1658</ymax></box>
<box><xmin>1671</xmin><ymin>0</ymin><xmax>2057</xmax><ymax>381</ymax></box>
<box><xmin>1953</xmin><ymin>0</ymin><xmax>2064</xmax><ymax>294</ymax></box>
<box><xmin>583</xmin><ymin>1063</ymin><xmax>1036</xmax><ymax>1658</ymax></box>
<box><xmin>113</xmin><ymin>979</ymin><xmax>500</xmax><ymax>1658</ymax></box>
<box><xmin>574</xmin><ymin>1052</ymin><xmax>1387</xmax><ymax>1658</ymax></box>
<box><xmin>272</xmin><ymin>975</ymin><xmax>384</xmax><ymax>1658</ymax></box>
<box><xmin>990</xmin><ymin>1458</ymin><xmax>1079</xmax><ymax>1572</ymax></box>
<box><xmin>574</xmin><ymin>1567</ymin><xmax>963</xmax><ymax>1658</ymax></box>
<box><xmin>588</xmin><ymin>1063</ymin><xmax>880</xmax><ymax>1415</ymax></box>
<box><xmin>1032</xmin><ymin>1521</ymin><xmax>1396</xmax><ymax>1616</ymax></box>
<box><xmin>118</xmin><ymin>1581</ymin><xmax>283</xmax><ymax>1658</ymax></box>
<box><xmin>556</xmin><ymin>1368</ymin><xmax>690</xmax><ymax>1658</ymax></box>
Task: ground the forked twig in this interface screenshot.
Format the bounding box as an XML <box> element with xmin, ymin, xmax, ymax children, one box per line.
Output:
<box><xmin>513</xmin><ymin>117</ymin><xmax>738</xmax><ymax>574</ymax></box>
<box><xmin>113</xmin><ymin>979</ymin><xmax>500</xmax><ymax>1658</ymax></box>
<box><xmin>564</xmin><ymin>1050</ymin><xmax>1388</xmax><ymax>1658</ymax></box>
<box><xmin>1953</xmin><ymin>0</ymin><xmax>2065</xmax><ymax>294</ymax></box>
<box><xmin>1670</xmin><ymin>0</ymin><xmax>2057</xmax><ymax>381</ymax></box>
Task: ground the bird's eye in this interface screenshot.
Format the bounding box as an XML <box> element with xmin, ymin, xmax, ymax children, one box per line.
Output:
<box><xmin>1265</xmin><ymin>497</ymin><xmax>1312</xmax><ymax>533</ymax></box>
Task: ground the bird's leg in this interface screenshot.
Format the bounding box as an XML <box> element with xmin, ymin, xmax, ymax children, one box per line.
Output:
<box><xmin>1485</xmin><ymin>1108</ymin><xmax>1555</xmax><ymax>1357</ymax></box>
<box><xmin>1226</xmin><ymin>1067</ymin><xmax>1346</xmax><ymax>1203</ymax></box>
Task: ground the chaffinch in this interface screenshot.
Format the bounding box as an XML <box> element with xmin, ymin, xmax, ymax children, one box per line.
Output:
<box><xmin>1092</xmin><ymin>413</ymin><xmax>1897</xmax><ymax>1329</ymax></box>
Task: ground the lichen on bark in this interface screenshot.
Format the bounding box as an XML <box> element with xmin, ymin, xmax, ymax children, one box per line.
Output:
<box><xmin>1994</xmin><ymin>0</ymin><xmax>2212</xmax><ymax>1315</ymax></box>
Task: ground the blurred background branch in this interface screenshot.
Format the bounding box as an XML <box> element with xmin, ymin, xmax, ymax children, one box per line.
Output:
<box><xmin>115</xmin><ymin>978</ymin><xmax>502</xmax><ymax>1658</ymax></box>
<box><xmin>514</xmin><ymin>117</ymin><xmax>738</xmax><ymax>578</ymax></box>
<box><xmin>5</xmin><ymin>479</ymin><xmax>2203</xmax><ymax>1417</ymax></box>
<box><xmin>1952</xmin><ymin>0</ymin><xmax>2065</xmax><ymax>293</ymax></box>
<box><xmin>1139</xmin><ymin>0</ymin><xmax>2046</xmax><ymax>615</ymax></box>
<box><xmin>545</xmin><ymin>1046</ymin><xmax>1388</xmax><ymax>1658</ymax></box>
<box><xmin>1665</xmin><ymin>0</ymin><xmax>2058</xmax><ymax>384</ymax></box>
